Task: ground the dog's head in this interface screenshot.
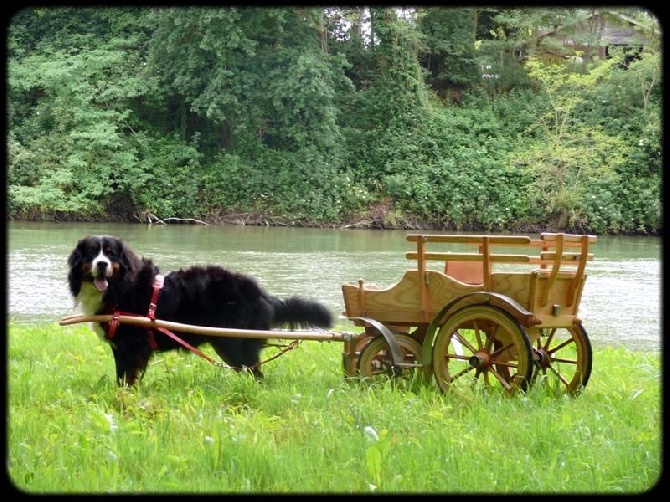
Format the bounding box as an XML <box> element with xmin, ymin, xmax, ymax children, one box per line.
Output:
<box><xmin>67</xmin><ymin>235</ymin><xmax>141</xmax><ymax>298</ymax></box>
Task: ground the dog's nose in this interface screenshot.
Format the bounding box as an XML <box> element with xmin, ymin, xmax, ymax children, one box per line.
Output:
<box><xmin>96</xmin><ymin>262</ymin><xmax>108</xmax><ymax>271</ymax></box>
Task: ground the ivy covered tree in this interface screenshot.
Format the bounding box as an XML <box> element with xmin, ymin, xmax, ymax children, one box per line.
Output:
<box><xmin>418</xmin><ymin>7</ymin><xmax>481</xmax><ymax>97</ymax></box>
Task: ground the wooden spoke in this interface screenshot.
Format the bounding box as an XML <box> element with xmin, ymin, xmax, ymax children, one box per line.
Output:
<box><xmin>530</xmin><ymin>324</ymin><xmax>592</xmax><ymax>395</ymax></box>
<box><xmin>357</xmin><ymin>333</ymin><xmax>423</xmax><ymax>386</ymax></box>
<box><xmin>431</xmin><ymin>305</ymin><xmax>532</xmax><ymax>395</ymax></box>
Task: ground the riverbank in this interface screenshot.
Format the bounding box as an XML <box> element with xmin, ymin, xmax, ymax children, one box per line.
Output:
<box><xmin>8</xmin><ymin>205</ymin><xmax>660</xmax><ymax>237</ymax></box>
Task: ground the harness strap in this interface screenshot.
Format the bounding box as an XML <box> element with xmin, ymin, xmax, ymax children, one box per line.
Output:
<box><xmin>106</xmin><ymin>276</ymin><xmax>165</xmax><ymax>352</ymax></box>
<box><xmin>148</xmin><ymin>275</ymin><xmax>163</xmax><ymax>320</ymax></box>
<box><xmin>145</xmin><ymin>275</ymin><xmax>164</xmax><ymax>351</ymax></box>
<box><xmin>107</xmin><ymin>309</ymin><xmax>159</xmax><ymax>352</ymax></box>
<box><xmin>154</xmin><ymin>326</ymin><xmax>219</xmax><ymax>366</ymax></box>
<box><xmin>105</xmin><ymin>275</ymin><xmax>217</xmax><ymax>365</ymax></box>
<box><xmin>108</xmin><ymin>311</ymin><xmax>120</xmax><ymax>340</ymax></box>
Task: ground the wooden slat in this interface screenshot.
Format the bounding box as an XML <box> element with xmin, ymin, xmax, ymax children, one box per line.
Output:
<box><xmin>406</xmin><ymin>252</ymin><xmax>531</xmax><ymax>263</ymax></box>
<box><xmin>528</xmin><ymin>255</ymin><xmax>593</xmax><ymax>266</ymax></box>
<box><xmin>406</xmin><ymin>234</ymin><xmax>531</xmax><ymax>245</ymax></box>
<box><xmin>539</xmin><ymin>234</ymin><xmax>564</xmax><ymax>308</ymax></box>
<box><xmin>416</xmin><ymin>235</ymin><xmax>429</xmax><ymax>323</ymax></box>
<box><xmin>567</xmin><ymin>234</ymin><xmax>591</xmax><ymax>308</ymax></box>
<box><xmin>531</xmin><ymin>240</ymin><xmax>595</xmax><ymax>250</ymax></box>
<box><xmin>406</xmin><ymin>251</ymin><xmax>592</xmax><ymax>266</ymax></box>
<box><xmin>538</xmin><ymin>252</ymin><xmax>594</xmax><ymax>262</ymax></box>
<box><xmin>405</xmin><ymin>234</ymin><xmax>595</xmax><ymax>246</ymax></box>
<box><xmin>482</xmin><ymin>236</ymin><xmax>492</xmax><ymax>291</ymax></box>
<box><xmin>541</xmin><ymin>233</ymin><xmax>597</xmax><ymax>243</ymax></box>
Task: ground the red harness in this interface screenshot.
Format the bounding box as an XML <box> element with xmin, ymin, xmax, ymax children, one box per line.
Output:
<box><xmin>105</xmin><ymin>275</ymin><xmax>218</xmax><ymax>365</ymax></box>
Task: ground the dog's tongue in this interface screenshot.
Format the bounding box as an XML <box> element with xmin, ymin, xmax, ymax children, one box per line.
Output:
<box><xmin>94</xmin><ymin>277</ymin><xmax>108</xmax><ymax>292</ymax></box>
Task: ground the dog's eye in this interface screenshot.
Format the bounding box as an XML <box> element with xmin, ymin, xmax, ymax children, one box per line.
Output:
<box><xmin>104</xmin><ymin>245</ymin><xmax>112</xmax><ymax>254</ymax></box>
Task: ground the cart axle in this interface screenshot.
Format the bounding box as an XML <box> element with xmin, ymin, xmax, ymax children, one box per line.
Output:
<box><xmin>468</xmin><ymin>353</ymin><xmax>489</xmax><ymax>369</ymax></box>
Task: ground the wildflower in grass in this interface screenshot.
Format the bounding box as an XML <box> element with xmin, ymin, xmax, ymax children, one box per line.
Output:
<box><xmin>231</xmin><ymin>433</ymin><xmax>247</xmax><ymax>443</ymax></box>
<box><xmin>364</xmin><ymin>426</ymin><xmax>378</xmax><ymax>442</ymax></box>
<box><xmin>104</xmin><ymin>413</ymin><xmax>118</xmax><ymax>433</ymax></box>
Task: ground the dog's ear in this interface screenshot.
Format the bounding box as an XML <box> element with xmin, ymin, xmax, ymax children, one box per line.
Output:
<box><xmin>67</xmin><ymin>240</ymin><xmax>84</xmax><ymax>269</ymax></box>
<box><xmin>119</xmin><ymin>240</ymin><xmax>141</xmax><ymax>273</ymax></box>
<box><xmin>67</xmin><ymin>240</ymin><xmax>85</xmax><ymax>297</ymax></box>
<box><xmin>68</xmin><ymin>273</ymin><xmax>82</xmax><ymax>298</ymax></box>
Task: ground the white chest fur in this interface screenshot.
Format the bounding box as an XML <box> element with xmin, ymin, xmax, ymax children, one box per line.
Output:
<box><xmin>75</xmin><ymin>282</ymin><xmax>107</xmax><ymax>340</ymax></box>
<box><xmin>77</xmin><ymin>282</ymin><xmax>105</xmax><ymax>315</ymax></box>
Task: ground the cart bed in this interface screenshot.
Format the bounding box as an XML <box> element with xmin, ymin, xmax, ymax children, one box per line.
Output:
<box><xmin>342</xmin><ymin>233</ymin><xmax>596</xmax><ymax>329</ymax></box>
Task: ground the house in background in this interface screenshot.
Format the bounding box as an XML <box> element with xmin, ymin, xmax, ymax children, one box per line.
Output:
<box><xmin>534</xmin><ymin>10</ymin><xmax>651</xmax><ymax>64</ymax></box>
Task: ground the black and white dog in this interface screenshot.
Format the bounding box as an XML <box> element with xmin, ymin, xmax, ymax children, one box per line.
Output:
<box><xmin>67</xmin><ymin>235</ymin><xmax>333</xmax><ymax>385</ymax></box>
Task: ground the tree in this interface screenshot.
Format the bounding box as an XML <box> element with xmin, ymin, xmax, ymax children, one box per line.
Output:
<box><xmin>418</xmin><ymin>7</ymin><xmax>480</xmax><ymax>95</ymax></box>
<box><xmin>7</xmin><ymin>8</ymin><xmax>159</xmax><ymax>219</ymax></box>
<box><xmin>512</xmin><ymin>57</ymin><xmax>631</xmax><ymax>231</ymax></box>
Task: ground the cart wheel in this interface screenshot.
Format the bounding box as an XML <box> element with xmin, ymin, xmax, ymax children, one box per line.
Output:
<box><xmin>354</xmin><ymin>326</ymin><xmax>389</xmax><ymax>354</ymax></box>
<box><xmin>357</xmin><ymin>334</ymin><xmax>423</xmax><ymax>383</ymax></box>
<box><xmin>530</xmin><ymin>324</ymin><xmax>592</xmax><ymax>395</ymax></box>
<box><xmin>431</xmin><ymin>305</ymin><xmax>533</xmax><ymax>395</ymax></box>
<box><xmin>354</xmin><ymin>334</ymin><xmax>375</xmax><ymax>354</ymax></box>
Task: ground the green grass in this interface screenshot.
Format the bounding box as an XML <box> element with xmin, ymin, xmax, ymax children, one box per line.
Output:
<box><xmin>8</xmin><ymin>322</ymin><xmax>661</xmax><ymax>494</ymax></box>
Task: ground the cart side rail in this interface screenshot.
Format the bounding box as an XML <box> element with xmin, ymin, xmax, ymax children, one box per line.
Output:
<box><xmin>405</xmin><ymin>233</ymin><xmax>596</xmax><ymax>316</ymax></box>
<box><xmin>405</xmin><ymin>233</ymin><xmax>596</xmax><ymax>276</ymax></box>
<box><xmin>405</xmin><ymin>250</ymin><xmax>594</xmax><ymax>270</ymax></box>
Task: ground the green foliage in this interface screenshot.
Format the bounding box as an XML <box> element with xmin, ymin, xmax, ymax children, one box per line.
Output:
<box><xmin>7</xmin><ymin>15</ymin><xmax>158</xmax><ymax>220</ymax></box>
<box><xmin>370</xmin><ymin>104</ymin><xmax>526</xmax><ymax>230</ymax></box>
<box><xmin>265</xmin><ymin>50</ymin><xmax>351</xmax><ymax>155</ymax></box>
<box><xmin>200</xmin><ymin>147</ymin><xmax>366</xmax><ymax>224</ymax></box>
<box><xmin>419</xmin><ymin>7</ymin><xmax>481</xmax><ymax>89</ymax></box>
<box><xmin>512</xmin><ymin>56</ymin><xmax>661</xmax><ymax>233</ymax></box>
<box><xmin>130</xmin><ymin>133</ymin><xmax>203</xmax><ymax>219</ymax></box>
<box><xmin>512</xmin><ymin>129</ymin><xmax>625</xmax><ymax>232</ymax></box>
<box><xmin>6</xmin><ymin>7</ymin><xmax>662</xmax><ymax>233</ymax></box>
<box><xmin>578</xmin><ymin>49</ymin><xmax>662</xmax><ymax>175</ymax></box>
<box><xmin>149</xmin><ymin>8</ymin><xmax>256</xmax><ymax>125</ymax></box>
<box><xmin>346</xmin><ymin>7</ymin><xmax>429</xmax><ymax>134</ymax></box>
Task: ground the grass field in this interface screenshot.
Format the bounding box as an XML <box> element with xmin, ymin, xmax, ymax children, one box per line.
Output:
<box><xmin>7</xmin><ymin>322</ymin><xmax>661</xmax><ymax>494</ymax></box>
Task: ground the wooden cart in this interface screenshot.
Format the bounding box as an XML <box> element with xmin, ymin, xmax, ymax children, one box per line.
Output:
<box><xmin>61</xmin><ymin>232</ymin><xmax>596</xmax><ymax>396</ymax></box>
<box><xmin>341</xmin><ymin>233</ymin><xmax>597</xmax><ymax>395</ymax></box>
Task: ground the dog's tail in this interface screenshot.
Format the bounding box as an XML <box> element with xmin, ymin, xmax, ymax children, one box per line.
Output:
<box><xmin>269</xmin><ymin>296</ymin><xmax>333</xmax><ymax>330</ymax></box>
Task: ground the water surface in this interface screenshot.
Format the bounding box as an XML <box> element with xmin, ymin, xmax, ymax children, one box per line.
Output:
<box><xmin>6</xmin><ymin>221</ymin><xmax>661</xmax><ymax>352</ymax></box>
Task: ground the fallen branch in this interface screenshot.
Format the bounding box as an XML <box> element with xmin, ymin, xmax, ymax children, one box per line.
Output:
<box><xmin>340</xmin><ymin>219</ymin><xmax>373</xmax><ymax>229</ymax></box>
<box><xmin>163</xmin><ymin>217</ymin><xmax>208</xmax><ymax>225</ymax></box>
<box><xmin>145</xmin><ymin>213</ymin><xmax>166</xmax><ymax>225</ymax></box>
<box><xmin>139</xmin><ymin>214</ymin><xmax>208</xmax><ymax>225</ymax></box>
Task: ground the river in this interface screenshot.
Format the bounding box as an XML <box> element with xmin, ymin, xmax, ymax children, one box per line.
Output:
<box><xmin>6</xmin><ymin>221</ymin><xmax>661</xmax><ymax>352</ymax></box>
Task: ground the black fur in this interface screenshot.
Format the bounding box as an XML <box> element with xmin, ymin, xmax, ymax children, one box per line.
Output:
<box><xmin>67</xmin><ymin>235</ymin><xmax>333</xmax><ymax>386</ymax></box>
